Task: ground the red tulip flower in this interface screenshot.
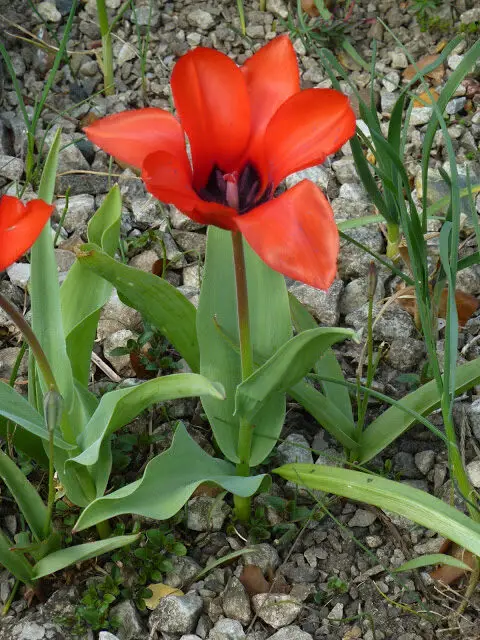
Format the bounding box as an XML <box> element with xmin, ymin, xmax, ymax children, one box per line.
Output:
<box><xmin>0</xmin><ymin>195</ymin><xmax>54</xmax><ymax>271</ymax></box>
<box><xmin>85</xmin><ymin>36</ymin><xmax>356</xmax><ymax>288</ymax></box>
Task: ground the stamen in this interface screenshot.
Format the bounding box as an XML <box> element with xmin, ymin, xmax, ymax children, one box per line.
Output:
<box><xmin>224</xmin><ymin>171</ymin><xmax>239</xmax><ymax>211</ymax></box>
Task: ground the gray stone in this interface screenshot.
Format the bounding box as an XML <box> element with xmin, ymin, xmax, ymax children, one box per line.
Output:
<box><xmin>99</xmin><ymin>633</ymin><xmax>120</xmax><ymax>640</ymax></box>
<box><xmin>208</xmin><ymin>619</ymin><xmax>245</xmax><ymax>640</ymax></box>
<box><xmin>332</xmin><ymin>157</ymin><xmax>358</xmax><ymax>184</ymax></box>
<box><xmin>286</xmin><ymin>166</ymin><xmax>329</xmax><ymax>191</ymax></box>
<box><xmin>393</xmin><ymin>452</ymin><xmax>423</xmax><ymax>480</ymax></box>
<box><xmin>97</xmin><ymin>291</ymin><xmax>142</xmax><ymax>340</ymax></box>
<box><xmin>187</xmin><ymin>496</ymin><xmax>230</xmax><ymax>532</ymax></box>
<box><xmin>327</xmin><ymin>602</ymin><xmax>344</xmax><ymax>620</ymax></box>
<box><xmin>161</xmin><ymin>233</ymin><xmax>188</xmax><ymax>268</ymax></box>
<box><xmin>345</xmin><ymin>302</ymin><xmax>415</xmax><ymax>341</ymax></box>
<box><xmin>110</xmin><ymin>600</ymin><xmax>144</xmax><ymax>640</ymax></box>
<box><xmin>466</xmin><ymin>460</ymin><xmax>480</xmax><ymax>488</ymax></box>
<box><xmin>456</xmin><ymin>265</ymin><xmax>480</xmax><ymax>296</ymax></box>
<box><xmin>461</xmin><ymin>8</ymin><xmax>480</xmax><ymax>23</ymax></box>
<box><xmin>0</xmin><ymin>155</ymin><xmax>23</xmax><ymax>180</ymax></box>
<box><xmin>338</xmin><ymin>183</ymin><xmax>368</xmax><ymax>201</ymax></box>
<box><xmin>55</xmin><ymin>249</ymin><xmax>76</xmax><ymax>273</ymax></box>
<box><xmin>268</xmin><ymin>627</ymin><xmax>312</xmax><ymax>640</ymax></box>
<box><xmin>414</xmin><ymin>450</ymin><xmax>435</xmax><ymax>475</ymax></box>
<box><xmin>172</xmin><ymin>230</ymin><xmax>207</xmax><ymax>257</ymax></box>
<box><xmin>165</xmin><ymin>556</ymin><xmax>202</xmax><ymax>588</ymax></box>
<box><xmin>222</xmin><ymin>577</ymin><xmax>251</xmax><ymax>625</ymax></box>
<box><xmin>242</xmin><ymin>543</ymin><xmax>280</xmax><ymax>574</ymax></box>
<box><xmin>180</xmin><ymin>636</ymin><xmax>202</xmax><ymax>640</ymax></box>
<box><xmin>37</xmin><ymin>1</ymin><xmax>62</xmax><ymax>21</ymax></box>
<box><xmin>288</xmin><ymin>280</ymin><xmax>343</xmax><ymax>325</ymax></box>
<box><xmin>246</xmin><ymin>25</ymin><xmax>265</xmax><ymax>39</ymax></box>
<box><xmin>467</xmin><ymin>399</ymin><xmax>480</xmax><ymax>442</ymax></box>
<box><xmin>446</xmin><ymin>97</ymin><xmax>466</xmax><ymax>115</ymax></box>
<box><xmin>183</xmin><ymin>264</ymin><xmax>202</xmax><ymax>289</ymax></box>
<box><xmin>448</xmin><ymin>54</ymin><xmax>463</xmax><ymax>71</ymax></box>
<box><xmin>348</xmin><ymin>508</ymin><xmax>376</xmax><ymax>528</ymax></box>
<box><xmin>55</xmin><ymin>194</ymin><xmax>94</xmax><ymax>235</ymax></box>
<box><xmin>188</xmin><ymin>9</ymin><xmax>215</xmax><ymax>30</ymax></box>
<box><xmin>252</xmin><ymin>593</ymin><xmax>302</xmax><ymax>628</ymax></box>
<box><xmin>103</xmin><ymin>329</ymin><xmax>137</xmax><ymax>375</ymax></box>
<box><xmin>149</xmin><ymin>592</ymin><xmax>203</xmax><ymax>634</ymax></box>
<box><xmin>170</xmin><ymin>207</ymin><xmax>205</xmax><ymax>231</ymax></box>
<box><xmin>386</xmin><ymin>338</ymin><xmax>425</xmax><ymax>371</ymax></box>
<box><xmin>128</xmin><ymin>250</ymin><xmax>158</xmax><ymax>273</ymax></box>
<box><xmin>117</xmin><ymin>42</ymin><xmax>137</xmax><ymax>67</ymax></box>
<box><xmin>389</xmin><ymin>51</ymin><xmax>408</xmax><ymax>69</ymax></box>
<box><xmin>0</xmin><ymin>347</ymin><xmax>28</xmax><ymax>378</ymax></box>
<box><xmin>365</xmin><ymin>535</ymin><xmax>383</xmax><ymax>549</ymax></box>
<box><xmin>410</xmin><ymin>108</ymin><xmax>433</xmax><ymax>126</ymax></box>
<box><xmin>131</xmin><ymin>196</ymin><xmax>160</xmax><ymax>229</ymax></box>
<box><xmin>340</xmin><ymin>274</ymin><xmax>385</xmax><ymax>315</ymax></box>
<box><xmin>266</xmin><ymin>0</ymin><xmax>289</xmax><ymax>18</ymax></box>
<box><xmin>382</xmin><ymin>71</ymin><xmax>400</xmax><ymax>92</ymax></box>
<box><xmin>277</xmin><ymin>433</ymin><xmax>313</xmax><ymax>465</ymax></box>
<box><xmin>6</xmin><ymin>262</ymin><xmax>31</xmax><ymax>289</ymax></box>
<box><xmin>380</xmin><ymin>91</ymin><xmax>397</xmax><ymax>114</ymax></box>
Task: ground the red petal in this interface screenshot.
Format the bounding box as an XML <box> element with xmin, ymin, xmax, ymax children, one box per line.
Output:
<box><xmin>264</xmin><ymin>89</ymin><xmax>356</xmax><ymax>187</ymax></box>
<box><xmin>142</xmin><ymin>151</ymin><xmax>238</xmax><ymax>231</ymax></box>
<box><xmin>0</xmin><ymin>196</ymin><xmax>54</xmax><ymax>271</ymax></box>
<box><xmin>171</xmin><ymin>48</ymin><xmax>251</xmax><ymax>191</ymax></box>
<box><xmin>241</xmin><ymin>36</ymin><xmax>300</xmax><ymax>177</ymax></box>
<box><xmin>84</xmin><ymin>108</ymin><xmax>189</xmax><ymax>171</ymax></box>
<box><xmin>236</xmin><ymin>181</ymin><xmax>339</xmax><ymax>289</ymax></box>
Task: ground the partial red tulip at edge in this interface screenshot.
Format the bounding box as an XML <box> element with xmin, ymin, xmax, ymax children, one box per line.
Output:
<box><xmin>85</xmin><ymin>36</ymin><xmax>356</xmax><ymax>289</ymax></box>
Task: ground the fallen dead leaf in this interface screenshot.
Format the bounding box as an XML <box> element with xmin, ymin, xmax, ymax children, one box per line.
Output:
<box><xmin>396</xmin><ymin>285</ymin><xmax>479</xmax><ymax>328</ymax></box>
<box><xmin>403</xmin><ymin>54</ymin><xmax>445</xmax><ymax>85</ymax></box>
<box><xmin>144</xmin><ymin>583</ymin><xmax>184</xmax><ymax>610</ymax></box>
<box><xmin>413</xmin><ymin>89</ymin><xmax>439</xmax><ymax>107</ymax></box>
<box><xmin>239</xmin><ymin>565</ymin><xmax>270</xmax><ymax>595</ymax></box>
<box><xmin>430</xmin><ymin>541</ymin><xmax>477</xmax><ymax>585</ymax></box>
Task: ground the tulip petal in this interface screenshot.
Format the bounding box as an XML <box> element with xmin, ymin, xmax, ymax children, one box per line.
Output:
<box><xmin>237</xmin><ymin>180</ymin><xmax>339</xmax><ymax>289</ymax></box>
<box><xmin>142</xmin><ymin>151</ymin><xmax>238</xmax><ymax>231</ymax></box>
<box><xmin>171</xmin><ymin>48</ymin><xmax>251</xmax><ymax>191</ymax></box>
<box><xmin>264</xmin><ymin>89</ymin><xmax>356</xmax><ymax>187</ymax></box>
<box><xmin>0</xmin><ymin>196</ymin><xmax>54</xmax><ymax>271</ymax></box>
<box><xmin>241</xmin><ymin>36</ymin><xmax>300</xmax><ymax>177</ymax></box>
<box><xmin>84</xmin><ymin>108</ymin><xmax>189</xmax><ymax>171</ymax></box>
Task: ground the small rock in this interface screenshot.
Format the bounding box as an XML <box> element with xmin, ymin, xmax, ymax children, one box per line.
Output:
<box><xmin>286</xmin><ymin>166</ymin><xmax>329</xmax><ymax>191</ymax></box>
<box><xmin>208</xmin><ymin>619</ymin><xmax>245</xmax><ymax>640</ymax></box>
<box><xmin>393</xmin><ymin>452</ymin><xmax>423</xmax><ymax>479</ymax></box>
<box><xmin>130</xmin><ymin>196</ymin><xmax>160</xmax><ymax>229</ymax></box>
<box><xmin>266</xmin><ymin>0</ymin><xmax>288</xmax><ymax>18</ymax></box>
<box><xmin>332</xmin><ymin>157</ymin><xmax>358</xmax><ymax>184</ymax></box>
<box><xmin>97</xmin><ymin>291</ymin><xmax>142</xmax><ymax>340</ymax></box>
<box><xmin>187</xmin><ymin>496</ymin><xmax>230</xmax><ymax>532</ymax></box>
<box><xmin>448</xmin><ymin>54</ymin><xmax>463</xmax><ymax>71</ymax></box>
<box><xmin>171</xmin><ymin>230</ymin><xmax>206</xmax><ymax>257</ymax></box>
<box><xmin>0</xmin><ymin>154</ymin><xmax>23</xmax><ymax>180</ymax></box>
<box><xmin>128</xmin><ymin>250</ymin><xmax>158</xmax><ymax>273</ymax></box>
<box><xmin>410</xmin><ymin>107</ymin><xmax>433</xmax><ymax>126</ymax></box>
<box><xmin>327</xmin><ymin>602</ymin><xmax>344</xmax><ymax>620</ymax></box>
<box><xmin>380</xmin><ymin>91</ymin><xmax>397</xmax><ymax>114</ymax></box>
<box><xmin>382</xmin><ymin>71</ymin><xmax>400</xmax><ymax>92</ymax></box>
<box><xmin>446</xmin><ymin>97</ymin><xmax>466</xmax><ymax>115</ymax></box>
<box><xmin>165</xmin><ymin>556</ymin><xmax>202</xmax><ymax>588</ymax></box>
<box><xmin>460</xmin><ymin>8</ymin><xmax>480</xmax><ymax>23</ymax></box>
<box><xmin>348</xmin><ymin>508</ymin><xmax>376</xmax><ymax>528</ymax></box>
<box><xmin>117</xmin><ymin>43</ymin><xmax>137</xmax><ymax>67</ymax></box>
<box><xmin>242</xmin><ymin>544</ymin><xmax>280</xmax><ymax>573</ymax></box>
<box><xmin>386</xmin><ymin>338</ymin><xmax>425</xmax><ymax>371</ymax></box>
<box><xmin>268</xmin><ymin>627</ymin><xmax>313</xmax><ymax>640</ymax></box>
<box><xmin>340</xmin><ymin>274</ymin><xmax>385</xmax><ymax>315</ymax></box>
<box><xmin>252</xmin><ymin>593</ymin><xmax>302</xmax><ymax>628</ymax></box>
<box><xmin>0</xmin><ymin>347</ymin><xmax>28</xmax><ymax>378</ymax></box>
<box><xmin>467</xmin><ymin>399</ymin><xmax>480</xmax><ymax>442</ymax></box>
<box><xmin>365</xmin><ymin>535</ymin><xmax>383</xmax><ymax>549</ymax></box>
<box><xmin>188</xmin><ymin>9</ymin><xmax>215</xmax><ymax>30</ymax></box>
<box><xmin>222</xmin><ymin>577</ymin><xmax>251</xmax><ymax>625</ymax></box>
<box><xmin>110</xmin><ymin>599</ymin><xmax>144</xmax><ymax>640</ymax></box>
<box><xmin>149</xmin><ymin>592</ymin><xmax>203</xmax><ymax>635</ymax></box>
<box><xmin>345</xmin><ymin>302</ymin><xmax>415</xmax><ymax>341</ymax></box>
<box><xmin>414</xmin><ymin>450</ymin><xmax>435</xmax><ymax>475</ymax></box>
<box><xmin>99</xmin><ymin>633</ymin><xmax>121</xmax><ymax>640</ymax></box>
<box><xmin>466</xmin><ymin>460</ymin><xmax>480</xmax><ymax>488</ymax></box>
<box><xmin>288</xmin><ymin>280</ymin><xmax>343</xmax><ymax>326</ymax></box>
<box><xmin>389</xmin><ymin>51</ymin><xmax>408</xmax><ymax>69</ymax></box>
<box><xmin>180</xmin><ymin>636</ymin><xmax>202</xmax><ymax>640</ymax></box>
<box><xmin>37</xmin><ymin>1</ymin><xmax>62</xmax><ymax>21</ymax></box>
<box><xmin>103</xmin><ymin>329</ymin><xmax>137</xmax><ymax>375</ymax></box>
<box><xmin>277</xmin><ymin>433</ymin><xmax>313</xmax><ymax>465</ymax></box>
<box><xmin>56</xmin><ymin>194</ymin><xmax>94</xmax><ymax>235</ymax></box>
<box><xmin>6</xmin><ymin>263</ymin><xmax>31</xmax><ymax>289</ymax></box>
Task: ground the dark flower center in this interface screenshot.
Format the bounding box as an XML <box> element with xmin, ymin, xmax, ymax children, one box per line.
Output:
<box><xmin>197</xmin><ymin>163</ymin><xmax>273</xmax><ymax>214</ymax></box>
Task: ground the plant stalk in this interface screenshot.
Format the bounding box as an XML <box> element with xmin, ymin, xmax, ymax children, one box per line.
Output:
<box><xmin>0</xmin><ymin>293</ymin><xmax>57</xmax><ymax>392</ymax></box>
<box><xmin>231</xmin><ymin>231</ymin><xmax>254</xmax><ymax>521</ymax></box>
<box><xmin>259</xmin><ymin>0</ymin><xmax>266</xmax><ymax>10</ymax></box>
<box><xmin>1</xmin><ymin>579</ymin><xmax>20</xmax><ymax>616</ymax></box>
<box><xmin>236</xmin><ymin>0</ymin><xmax>246</xmax><ymax>35</ymax></box>
<box><xmin>96</xmin><ymin>0</ymin><xmax>114</xmax><ymax>95</ymax></box>
<box><xmin>385</xmin><ymin>222</ymin><xmax>400</xmax><ymax>260</ymax></box>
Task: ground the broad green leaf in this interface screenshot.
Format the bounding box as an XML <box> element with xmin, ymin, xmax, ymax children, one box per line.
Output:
<box><xmin>289</xmin><ymin>293</ymin><xmax>354</xmax><ymax>423</ymax></box>
<box><xmin>73</xmin><ymin>423</ymin><xmax>265</xmax><ymax>532</ymax></box>
<box><xmin>0</xmin><ymin>381</ymin><xmax>73</xmax><ymax>450</ymax></box>
<box><xmin>289</xmin><ymin>380</ymin><xmax>357</xmax><ymax>450</ymax></box>
<box><xmin>394</xmin><ymin>554</ymin><xmax>472</xmax><ymax>574</ymax></box>
<box><xmin>274</xmin><ymin>464</ymin><xmax>480</xmax><ymax>558</ymax></box>
<box><xmin>32</xmin><ymin>534</ymin><xmax>140</xmax><ymax>579</ymax></box>
<box><xmin>77</xmin><ymin>245</ymin><xmax>199</xmax><ymax>372</ymax></box>
<box><xmin>61</xmin><ymin>186</ymin><xmax>122</xmax><ymax>385</ymax></box>
<box><xmin>235</xmin><ymin>327</ymin><xmax>356</xmax><ymax>423</ymax></box>
<box><xmin>67</xmin><ymin>374</ymin><xmax>225</xmax><ymax>497</ymax></box>
<box><xmin>358</xmin><ymin>358</ymin><xmax>480</xmax><ymax>463</ymax></box>
<box><xmin>0</xmin><ymin>449</ymin><xmax>49</xmax><ymax>541</ymax></box>
<box><xmin>0</xmin><ymin>529</ymin><xmax>34</xmax><ymax>584</ymax></box>
<box><xmin>197</xmin><ymin>228</ymin><xmax>292</xmax><ymax>466</ymax></box>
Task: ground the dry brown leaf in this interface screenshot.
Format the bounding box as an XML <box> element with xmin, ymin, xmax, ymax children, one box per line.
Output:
<box><xmin>301</xmin><ymin>0</ymin><xmax>320</xmax><ymax>16</ymax></box>
<box><xmin>396</xmin><ymin>285</ymin><xmax>479</xmax><ymax>328</ymax></box>
<box><xmin>239</xmin><ymin>565</ymin><xmax>270</xmax><ymax>595</ymax></box>
<box><xmin>429</xmin><ymin>542</ymin><xmax>477</xmax><ymax>585</ymax></box>
<box><xmin>413</xmin><ymin>89</ymin><xmax>439</xmax><ymax>107</ymax></box>
<box><xmin>403</xmin><ymin>54</ymin><xmax>445</xmax><ymax>85</ymax></box>
<box><xmin>144</xmin><ymin>583</ymin><xmax>184</xmax><ymax>610</ymax></box>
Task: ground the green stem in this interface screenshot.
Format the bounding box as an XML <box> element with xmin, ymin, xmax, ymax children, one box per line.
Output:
<box><xmin>1</xmin><ymin>579</ymin><xmax>20</xmax><ymax>616</ymax></box>
<box><xmin>231</xmin><ymin>231</ymin><xmax>254</xmax><ymax>521</ymax></box>
<box><xmin>96</xmin><ymin>0</ymin><xmax>114</xmax><ymax>95</ymax></box>
<box><xmin>236</xmin><ymin>0</ymin><xmax>246</xmax><ymax>35</ymax></box>
<box><xmin>0</xmin><ymin>293</ymin><xmax>57</xmax><ymax>392</ymax></box>
<box><xmin>259</xmin><ymin>0</ymin><xmax>266</xmax><ymax>10</ymax></box>
<box><xmin>385</xmin><ymin>222</ymin><xmax>400</xmax><ymax>260</ymax></box>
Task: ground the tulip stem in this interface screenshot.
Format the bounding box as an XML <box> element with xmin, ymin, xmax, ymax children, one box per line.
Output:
<box><xmin>0</xmin><ymin>293</ymin><xmax>57</xmax><ymax>392</ymax></box>
<box><xmin>231</xmin><ymin>231</ymin><xmax>255</xmax><ymax>522</ymax></box>
<box><xmin>96</xmin><ymin>0</ymin><xmax>115</xmax><ymax>96</ymax></box>
<box><xmin>385</xmin><ymin>222</ymin><xmax>400</xmax><ymax>260</ymax></box>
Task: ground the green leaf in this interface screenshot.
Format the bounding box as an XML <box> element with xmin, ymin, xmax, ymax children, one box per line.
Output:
<box><xmin>0</xmin><ymin>415</ymin><xmax>48</xmax><ymax>467</ymax></box>
<box><xmin>0</xmin><ymin>449</ymin><xmax>49</xmax><ymax>541</ymax></box>
<box><xmin>289</xmin><ymin>293</ymin><xmax>354</xmax><ymax>423</ymax></box>
<box><xmin>32</xmin><ymin>534</ymin><xmax>140</xmax><ymax>580</ymax></box>
<box><xmin>273</xmin><ymin>464</ymin><xmax>480</xmax><ymax>558</ymax></box>
<box><xmin>67</xmin><ymin>374</ymin><xmax>225</xmax><ymax>497</ymax></box>
<box><xmin>61</xmin><ymin>186</ymin><xmax>122</xmax><ymax>385</ymax></box>
<box><xmin>0</xmin><ymin>529</ymin><xmax>34</xmax><ymax>584</ymax></box>
<box><xmin>77</xmin><ymin>245</ymin><xmax>200</xmax><ymax>372</ymax></box>
<box><xmin>394</xmin><ymin>554</ymin><xmax>472</xmax><ymax>574</ymax></box>
<box><xmin>235</xmin><ymin>327</ymin><xmax>356</xmax><ymax>424</ymax></box>
<box><xmin>358</xmin><ymin>358</ymin><xmax>480</xmax><ymax>463</ymax></box>
<box><xmin>0</xmin><ymin>381</ymin><xmax>73</xmax><ymax>450</ymax></box>
<box><xmin>73</xmin><ymin>423</ymin><xmax>265</xmax><ymax>532</ymax></box>
<box><xmin>197</xmin><ymin>228</ymin><xmax>292</xmax><ymax>466</ymax></box>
